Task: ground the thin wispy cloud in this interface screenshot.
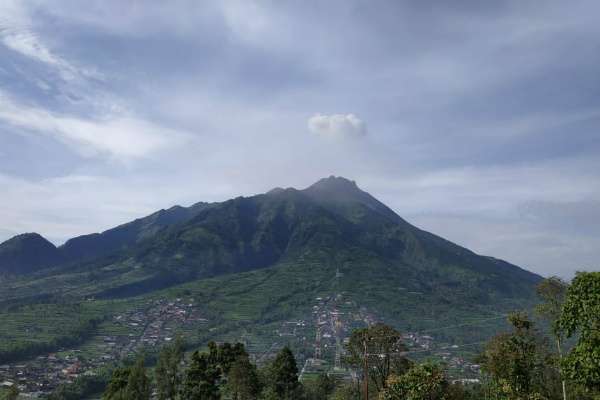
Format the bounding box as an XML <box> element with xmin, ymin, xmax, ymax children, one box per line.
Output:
<box><xmin>0</xmin><ymin>92</ymin><xmax>189</xmax><ymax>160</ymax></box>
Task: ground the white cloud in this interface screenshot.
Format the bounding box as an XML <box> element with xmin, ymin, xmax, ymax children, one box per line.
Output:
<box><xmin>0</xmin><ymin>1</ymin><xmax>103</xmax><ymax>85</ymax></box>
<box><xmin>308</xmin><ymin>113</ymin><xmax>367</xmax><ymax>139</ymax></box>
<box><xmin>2</xmin><ymin>31</ymin><xmax>72</xmax><ymax>78</ymax></box>
<box><xmin>0</xmin><ymin>92</ymin><xmax>188</xmax><ymax>160</ymax></box>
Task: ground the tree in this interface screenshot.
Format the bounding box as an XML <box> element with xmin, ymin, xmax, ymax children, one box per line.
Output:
<box><xmin>478</xmin><ymin>312</ymin><xmax>557</xmax><ymax>400</ymax></box>
<box><xmin>330</xmin><ymin>383</ymin><xmax>360</xmax><ymax>400</ymax></box>
<box><xmin>181</xmin><ymin>350</ymin><xmax>220</xmax><ymax>400</ymax></box>
<box><xmin>536</xmin><ymin>276</ymin><xmax>569</xmax><ymax>400</ymax></box>
<box><xmin>558</xmin><ymin>271</ymin><xmax>600</xmax><ymax>394</ymax></box>
<box><xmin>304</xmin><ymin>373</ymin><xmax>337</xmax><ymax>400</ymax></box>
<box><xmin>3</xmin><ymin>385</ymin><xmax>19</xmax><ymax>400</ymax></box>
<box><xmin>156</xmin><ymin>336</ymin><xmax>185</xmax><ymax>400</ymax></box>
<box><xmin>346</xmin><ymin>324</ymin><xmax>410</xmax><ymax>392</ymax></box>
<box><xmin>124</xmin><ymin>357</ymin><xmax>151</xmax><ymax>400</ymax></box>
<box><xmin>379</xmin><ymin>362</ymin><xmax>449</xmax><ymax>400</ymax></box>
<box><xmin>227</xmin><ymin>355</ymin><xmax>261</xmax><ymax>400</ymax></box>
<box><xmin>207</xmin><ymin>341</ymin><xmax>248</xmax><ymax>377</ymax></box>
<box><xmin>103</xmin><ymin>367</ymin><xmax>131</xmax><ymax>400</ymax></box>
<box><xmin>268</xmin><ymin>346</ymin><xmax>301</xmax><ymax>399</ymax></box>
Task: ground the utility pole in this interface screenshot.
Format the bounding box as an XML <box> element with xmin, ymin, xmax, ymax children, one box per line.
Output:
<box><xmin>363</xmin><ymin>337</ymin><xmax>369</xmax><ymax>400</ymax></box>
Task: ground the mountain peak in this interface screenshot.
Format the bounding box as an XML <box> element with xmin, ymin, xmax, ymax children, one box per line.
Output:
<box><xmin>307</xmin><ymin>176</ymin><xmax>359</xmax><ymax>192</ymax></box>
<box><xmin>0</xmin><ymin>232</ymin><xmax>62</xmax><ymax>275</ymax></box>
<box><xmin>266</xmin><ymin>187</ymin><xmax>287</xmax><ymax>195</ymax></box>
<box><xmin>301</xmin><ymin>176</ymin><xmax>405</xmax><ymax>224</ymax></box>
<box><xmin>2</xmin><ymin>232</ymin><xmax>52</xmax><ymax>247</ymax></box>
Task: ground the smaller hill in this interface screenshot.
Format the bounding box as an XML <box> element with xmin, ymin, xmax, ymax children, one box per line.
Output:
<box><xmin>0</xmin><ymin>233</ymin><xmax>63</xmax><ymax>275</ymax></box>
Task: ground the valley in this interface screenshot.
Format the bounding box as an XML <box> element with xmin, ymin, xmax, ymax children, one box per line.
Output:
<box><xmin>0</xmin><ymin>262</ymin><xmax>512</xmax><ymax>397</ymax></box>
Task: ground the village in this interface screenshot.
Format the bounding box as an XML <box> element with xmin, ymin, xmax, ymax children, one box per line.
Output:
<box><xmin>0</xmin><ymin>288</ymin><xmax>482</xmax><ymax>398</ymax></box>
<box><xmin>0</xmin><ymin>298</ymin><xmax>207</xmax><ymax>397</ymax></box>
<box><xmin>281</xmin><ymin>290</ymin><xmax>482</xmax><ymax>384</ymax></box>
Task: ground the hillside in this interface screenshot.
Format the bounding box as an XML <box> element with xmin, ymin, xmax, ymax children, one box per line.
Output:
<box><xmin>0</xmin><ymin>176</ymin><xmax>542</xmax><ymax>385</ymax></box>
<box><xmin>59</xmin><ymin>202</ymin><xmax>211</xmax><ymax>263</ymax></box>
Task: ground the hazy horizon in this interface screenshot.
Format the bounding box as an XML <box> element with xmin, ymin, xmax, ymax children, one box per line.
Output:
<box><xmin>1</xmin><ymin>1</ymin><xmax>599</xmax><ymax>279</ymax></box>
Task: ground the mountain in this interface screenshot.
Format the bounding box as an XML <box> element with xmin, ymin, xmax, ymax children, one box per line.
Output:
<box><xmin>0</xmin><ymin>176</ymin><xmax>540</xmax><ymax>299</ymax></box>
<box><xmin>0</xmin><ymin>233</ymin><xmax>63</xmax><ymax>275</ymax></box>
<box><xmin>0</xmin><ymin>202</ymin><xmax>211</xmax><ymax>275</ymax></box>
<box><xmin>0</xmin><ymin>176</ymin><xmax>542</xmax><ymax>366</ymax></box>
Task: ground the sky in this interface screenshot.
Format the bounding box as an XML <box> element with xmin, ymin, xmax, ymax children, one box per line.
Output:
<box><xmin>0</xmin><ymin>1</ymin><xmax>599</xmax><ymax>279</ymax></box>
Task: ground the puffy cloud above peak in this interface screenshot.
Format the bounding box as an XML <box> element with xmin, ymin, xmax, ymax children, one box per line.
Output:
<box><xmin>308</xmin><ymin>113</ymin><xmax>367</xmax><ymax>140</ymax></box>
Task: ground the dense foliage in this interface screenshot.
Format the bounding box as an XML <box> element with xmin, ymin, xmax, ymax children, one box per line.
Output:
<box><xmin>345</xmin><ymin>324</ymin><xmax>410</xmax><ymax>392</ymax></box>
<box><xmin>558</xmin><ymin>272</ymin><xmax>600</xmax><ymax>394</ymax></box>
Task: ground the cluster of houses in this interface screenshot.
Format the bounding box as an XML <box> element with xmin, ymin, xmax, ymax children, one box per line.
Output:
<box><xmin>0</xmin><ymin>352</ymin><xmax>91</xmax><ymax>396</ymax></box>
<box><xmin>0</xmin><ymin>297</ymin><xmax>209</xmax><ymax>398</ymax></box>
<box><xmin>1</xmin><ymin>291</ymin><xmax>487</xmax><ymax>397</ymax></box>
<box><xmin>113</xmin><ymin>298</ymin><xmax>208</xmax><ymax>358</ymax></box>
<box><xmin>299</xmin><ymin>294</ymin><xmax>372</xmax><ymax>381</ymax></box>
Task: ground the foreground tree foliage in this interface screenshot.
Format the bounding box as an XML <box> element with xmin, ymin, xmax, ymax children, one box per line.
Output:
<box><xmin>536</xmin><ymin>276</ymin><xmax>569</xmax><ymax>400</ymax></box>
<box><xmin>1</xmin><ymin>386</ymin><xmax>19</xmax><ymax>400</ymax></box>
<box><xmin>156</xmin><ymin>336</ymin><xmax>185</xmax><ymax>400</ymax></box>
<box><xmin>379</xmin><ymin>362</ymin><xmax>449</xmax><ymax>400</ymax></box>
<box><xmin>226</xmin><ymin>354</ymin><xmax>261</xmax><ymax>400</ymax></box>
<box><xmin>346</xmin><ymin>323</ymin><xmax>411</xmax><ymax>392</ymax></box>
<box><xmin>304</xmin><ymin>373</ymin><xmax>337</xmax><ymax>400</ymax></box>
<box><xmin>102</xmin><ymin>366</ymin><xmax>131</xmax><ymax>400</ymax></box>
<box><xmin>181</xmin><ymin>351</ymin><xmax>220</xmax><ymax>400</ymax></box>
<box><xmin>558</xmin><ymin>271</ymin><xmax>600</xmax><ymax>396</ymax></box>
<box><xmin>124</xmin><ymin>357</ymin><xmax>151</xmax><ymax>400</ymax></box>
<box><xmin>101</xmin><ymin>357</ymin><xmax>151</xmax><ymax>400</ymax></box>
<box><xmin>266</xmin><ymin>346</ymin><xmax>302</xmax><ymax>399</ymax></box>
<box><xmin>477</xmin><ymin>312</ymin><xmax>561</xmax><ymax>400</ymax></box>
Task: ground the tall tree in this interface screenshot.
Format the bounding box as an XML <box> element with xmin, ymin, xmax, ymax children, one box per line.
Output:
<box><xmin>4</xmin><ymin>385</ymin><xmax>19</xmax><ymax>400</ymax></box>
<box><xmin>268</xmin><ymin>346</ymin><xmax>301</xmax><ymax>399</ymax></box>
<box><xmin>103</xmin><ymin>367</ymin><xmax>131</xmax><ymax>400</ymax></box>
<box><xmin>345</xmin><ymin>324</ymin><xmax>410</xmax><ymax>392</ymax></box>
<box><xmin>478</xmin><ymin>312</ymin><xmax>557</xmax><ymax>400</ymax></box>
<box><xmin>558</xmin><ymin>271</ymin><xmax>600</xmax><ymax>395</ymax></box>
<box><xmin>330</xmin><ymin>383</ymin><xmax>360</xmax><ymax>400</ymax></box>
<box><xmin>124</xmin><ymin>357</ymin><xmax>151</xmax><ymax>400</ymax></box>
<box><xmin>536</xmin><ymin>276</ymin><xmax>569</xmax><ymax>400</ymax></box>
<box><xmin>156</xmin><ymin>336</ymin><xmax>185</xmax><ymax>400</ymax></box>
<box><xmin>304</xmin><ymin>373</ymin><xmax>337</xmax><ymax>400</ymax></box>
<box><xmin>207</xmin><ymin>341</ymin><xmax>248</xmax><ymax>377</ymax></box>
<box><xmin>181</xmin><ymin>350</ymin><xmax>220</xmax><ymax>400</ymax></box>
<box><xmin>226</xmin><ymin>355</ymin><xmax>261</xmax><ymax>400</ymax></box>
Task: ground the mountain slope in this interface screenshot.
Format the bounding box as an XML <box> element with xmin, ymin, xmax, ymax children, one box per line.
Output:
<box><xmin>59</xmin><ymin>202</ymin><xmax>210</xmax><ymax>263</ymax></box>
<box><xmin>0</xmin><ymin>176</ymin><xmax>544</xmax><ymax>367</ymax></box>
<box><xmin>0</xmin><ymin>176</ymin><xmax>541</xmax><ymax>302</ymax></box>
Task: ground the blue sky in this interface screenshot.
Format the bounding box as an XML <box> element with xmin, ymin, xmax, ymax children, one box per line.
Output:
<box><xmin>1</xmin><ymin>1</ymin><xmax>599</xmax><ymax>278</ymax></box>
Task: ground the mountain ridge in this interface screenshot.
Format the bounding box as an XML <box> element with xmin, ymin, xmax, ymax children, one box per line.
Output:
<box><xmin>0</xmin><ymin>176</ymin><xmax>540</xmax><ymax>300</ymax></box>
<box><xmin>0</xmin><ymin>176</ymin><xmax>544</xmax><ymax>369</ymax></box>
